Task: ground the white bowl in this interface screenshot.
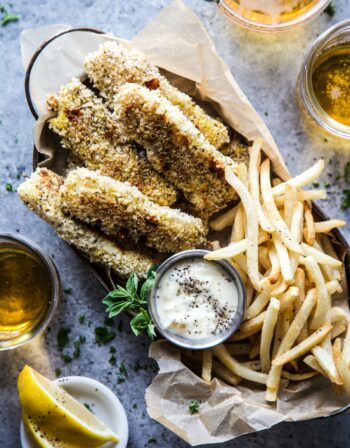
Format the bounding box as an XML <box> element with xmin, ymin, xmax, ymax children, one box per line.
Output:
<box><xmin>20</xmin><ymin>376</ymin><xmax>129</xmax><ymax>448</ymax></box>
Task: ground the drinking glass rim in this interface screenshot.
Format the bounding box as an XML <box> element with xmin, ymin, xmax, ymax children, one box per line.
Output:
<box><xmin>0</xmin><ymin>233</ymin><xmax>60</xmax><ymax>351</ymax></box>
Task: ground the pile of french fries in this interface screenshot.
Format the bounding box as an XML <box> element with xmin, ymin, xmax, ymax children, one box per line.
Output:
<box><xmin>182</xmin><ymin>141</ymin><xmax>349</xmax><ymax>402</ymax></box>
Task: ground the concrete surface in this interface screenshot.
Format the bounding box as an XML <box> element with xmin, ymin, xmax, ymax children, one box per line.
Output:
<box><xmin>0</xmin><ymin>0</ymin><xmax>350</xmax><ymax>447</ymax></box>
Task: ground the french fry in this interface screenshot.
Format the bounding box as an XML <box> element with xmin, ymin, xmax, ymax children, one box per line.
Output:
<box><xmin>272</xmin><ymin>315</ymin><xmax>284</xmax><ymax>359</ymax></box>
<box><xmin>341</xmin><ymin>323</ymin><xmax>350</xmax><ymax>367</ymax></box>
<box><xmin>270</xmin><ymin>277</ymin><xmax>289</xmax><ymax>296</ymax></box>
<box><xmin>331</xmin><ymin>307</ymin><xmax>348</xmax><ymax>323</ymax></box>
<box><xmin>331</xmin><ymin>322</ymin><xmax>347</xmax><ymax>339</ymax></box>
<box><xmin>259</xmin><ymin>246</ymin><xmax>271</xmax><ymax>272</ymax></box>
<box><xmin>304</xmin><ymin>204</ymin><xmax>316</xmax><ymax>246</ymax></box>
<box><xmin>267</xmin><ymin>243</ymin><xmax>281</xmax><ymax>283</ymax></box>
<box><xmin>245</xmin><ymin>278</ymin><xmax>271</xmax><ymax>320</ymax></box>
<box><xmin>273</xmin><ymin>234</ymin><xmax>293</xmax><ymax>283</ymax></box>
<box><xmin>333</xmin><ymin>338</ymin><xmax>350</xmax><ymax>398</ymax></box>
<box><xmin>231</xmin><ymin>204</ymin><xmax>245</xmax><ymax>243</ymax></box>
<box><xmin>314</xmin><ymin>219</ymin><xmax>346</xmax><ymax>233</ymax></box>
<box><xmin>290</xmin><ymin>202</ymin><xmax>304</xmax><ymax>244</ymax></box>
<box><xmin>210</xmin><ymin>205</ymin><xmax>239</xmax><ymax>231</ymax></box>
<box><xmin>272</xmin><ymin>324</ymin><xmax>332</xmax><ymax>366</ymax></box>
<box><xmin>302</xmin><ymin>256</ymin><xmax>330</xmax><ymax>330</ymax></box>
<box><xmin>212</xmin><ymin>360</ymin><xmax>241</xmax><ymax>386</ymax></box>
<box><xmin>225</xmin><ymin>167</ymin><xmax>261</xmax><ymax>291</ymax></box>
<box><xmin>311</xmin><ymin>345</ymin><xmax>342</xmax><ymax>384</ymax></box>
<box><xmin>271</xmin><ymin>159</ymin><xmax>325</xmax><ymax>197</ymax></box>
<box><xmin>239</xmin><ymin>312</ymin><xmax>266</xmax><ymax>334</ymax></box>
<box><xmin>274</xmin><ymin>189</ymin><xmax>327</xmax><ymax>206</ymax></box>
<box><xmin>281</xmin><ymin>371</ymin><xmax>318</xmax><ymax>381</ymax></box>
<box><xmin>303</xmin><ymin>354</ymin><xmax>328</xmax><ymax>377</ymax></box>
<box><xmin>260</xmin><ymin>159</ymin><xmax>302</xmax><ymax>254</ymax></box>
<box><xmin>245</xmin><ymin>280</ymin><xmax>254</xmax><ymax>309</ymax></box>
<box><xmin>202</xmin><ymin>350</ymin><xmax>212</xmax><ymax>383</ymax></box>
<box><xmin>301</xmin><ymin>243</ymin><xmax>342</xmax><ymax>268</ymax></box>
<box><xmin>205</xmin><ymin>239</ymin><xmax>248</xmax><ymax>260</ymax></box>
<box><xmin>241</xmin><ymin>360</ymin><xmax>261</xmax><ymax>371</ymax></box>
<box><xmin>230</xmin><ymin>328</ymin><xmax>260</xmax><ymax>341</ymax></box>
<box><xmin>248</xmin><ymin>140</ymin><xmax>275</xmax><ymax>233</ymax></box>
<box><xmin>213</xmin><ymin>344</ymin><xmax>268</xmax><ymax>384</ymax></box>
<box><xmin>293</xmin><ymin>268</ymin><xmax>308</xmax><ymax>344</ymax></box>
<box><xmin>260</xmin><ymin>298</ymin><xmax>280</xmax><ymax>372</ymax></box>
<box><xmin>284</xmin><ymin>185</ymin><xmax>298</xmax><ymax>229</ymax></box>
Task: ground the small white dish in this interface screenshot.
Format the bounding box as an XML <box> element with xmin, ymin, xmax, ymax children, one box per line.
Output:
<box><xmin>20</xmin><ymin>375</ymin><xmax>128</xmax><ymax>448</ymax></box>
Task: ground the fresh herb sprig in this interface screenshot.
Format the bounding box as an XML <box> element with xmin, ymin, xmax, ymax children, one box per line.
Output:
<box><xmin>103</xmin><ymin>267</ymin><xmax>157</xmax><ymax>340</ymax></box>
<box><xmin>189</xmin><ymin>399</ymin><xmax>200</xmax><ymax>414</ymax></box>
<box><xmin>0</xmin><ymin>4</ymin><xmax>19</xmax><ymax>26</ymax></box>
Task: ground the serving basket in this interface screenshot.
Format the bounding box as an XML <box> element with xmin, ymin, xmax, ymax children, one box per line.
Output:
<box><xmin>23</xmin><ymin>24</ymin><xmax>350</xmax><ymax>444</ymax></box>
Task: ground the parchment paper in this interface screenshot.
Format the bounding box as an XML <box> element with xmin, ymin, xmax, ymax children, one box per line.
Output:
<box><xmin>20</xmin><ymin>1</ymin><xmax>350</xmax><ymax>445</ymax></box>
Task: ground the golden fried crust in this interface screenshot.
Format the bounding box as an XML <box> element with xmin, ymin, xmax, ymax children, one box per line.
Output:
<box><xmin>60</xmin><ymin>168</ymin><xmax>206</xmax><ymax>253</ymax></box>
<box><xmin>114</xmin><ymin>83</ymin><xmax>237</xmax><ymax>215</ymax></box>
<box><xmin>84</xmin><ymin>41</ymin><xmax>229</xmax><ymax>149</ymax></box>
<box><xmin>17</xmin><ymin>168</ymin><xmax>157</xmax><ymax>278</ymax></box>
<box><xmin>47</xmin><ymin>79</ymin><xmax>177</xmax><ymax>206</ymax></box>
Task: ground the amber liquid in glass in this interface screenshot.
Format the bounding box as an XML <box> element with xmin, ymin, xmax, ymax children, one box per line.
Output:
<box><xmin>0</xmin><ymin>247</ymin><xmax>51</xmax><ymax>340</ymax></box>
<box><xmin>312</xmin><ymin>45</ymin><xmax>350</xmax><ymax>126</ymax></box>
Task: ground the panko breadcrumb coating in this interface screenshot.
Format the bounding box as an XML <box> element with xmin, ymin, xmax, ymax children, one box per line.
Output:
<box><xmin>84</xmin><ymin>41</ymin><xmax>229</xmax><ymax>149</ymax></box>
<box><xmin>17</xmin><ymin>168</ymin><xmax>157</xmax><ymax>278</ymax></box>
<box><xmin>46</xmin><ymin>79</ymin><xmax>177</xmax><ymax>206</ymax></box>
<box><xmin>60</xmin><ymin>168</ymin><xmax>206</xmax><ymax>253</ymax></box>
<box><xmin>114</xmin><ymin>83</ymin><xmax>237</xmax><ymax>215</ymax></box>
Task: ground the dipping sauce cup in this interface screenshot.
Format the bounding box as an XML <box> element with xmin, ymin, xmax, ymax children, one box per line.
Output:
<box><xmin>299</xmin><ymin>20</ymin><xmax>350</xmax><ymax>139</ymax></box>
<box><xmin>0</xmin><ymin>233</ymin><xmax>60</xmax><ymax>350</ymax></box>
<box><xmin>148</xmin><ymin>250</ymin><xmax>246</xmax><ymax>350</ymax></box>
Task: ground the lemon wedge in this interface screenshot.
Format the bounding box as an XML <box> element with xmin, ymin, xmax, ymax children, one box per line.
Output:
<box><xmin>18</xmin><ymin>365</ymin><xmax>119</xmax><ymax>448</ymax></box>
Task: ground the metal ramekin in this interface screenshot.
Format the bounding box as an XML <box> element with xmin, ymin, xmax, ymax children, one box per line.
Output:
<box><xmin>148</xmin><ymin>249</ymin><xmax>246</xmax><ymax>350</ymax></box>
<box><xmin>0</xmin><ymin>233</ymin><xmax>60</xmax><ymax>350</ymax></box>
<box><xmin>298</xmin><ymin>20</ymin><xmax>350</xmax><ymax>139</ymax></box>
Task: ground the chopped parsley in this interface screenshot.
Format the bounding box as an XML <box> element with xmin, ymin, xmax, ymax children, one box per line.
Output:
<box><xmin>73</xmin><ymin>336</ymin><xmax>86</xmax><ymax>359</ymax></box>
<box><xmin>84</xmin><ymin>403</ymin><xmax>94</xmax><ymax>414</ymax></box>
<box><xmin>117</xmin><ymin>376</ymin><xmax>125</xmax><ymax>384</ymax></box>
<box><xmin>55</xmin><ymin>368</ymin><xmax>61</xmax><ymax>377</ymax></box>
<box><xmin>5</xmin><ymin>182</ymin><xmax>14</xmax><ymax>192</ymax></box>
<box><xmin>344</xmin><ymin>162</ymin><xmax>350</xmax><ymax>183</ymax></box>
<box><xmin>0</xmin><ymin>4</ymin><xmax>19</xmax><ymax>26</ymax></box>
<box><xmin>324</xmin><ymin>182</ymin><xmax>331</xmax><ymax>188</ymax></box>
<box><xmin>341</xmin><ymin>190</ymin><xmax>350</xmax><ymax>209</ymax></box>
<box><xmin>104</xmin><ymin>317</ymin><xmax>114</xmax><ymax>327</ymax></box>
<box><xmin>312</xmin><ymin>181</ymin><xmax>320</xmax><ymax>187</ymax></box>
<box><xmin>57</xmin><ymin>328</ymin><xmax>70</xmax><ymax>349</ymax></box>
<box><xmin>109</xmin><ymin>346</ymin><xmax>116</xmax><ymax>354</ymax></box>
<box><xmin>63</xmin><ymin>287</ymin><xmax>73</xmax><ymax>294</ymax></box>
<box><xmin>325</xmin><ymin>2</ymin><xmax>335</xmax><ymax>16</ymax></box>
<box><xmin>147</xmin><ymin>437</ymin><xmax>157</xmax><ymax>444</ymax></box>
<box><xmin>109</xmin><ymin>355</ymin><xmax>117</xmax><ymax>366</ymax></box>
<box><xmin>61</xmin><ymin>353</ymin><xmax>72</xmax><ymax>363</ymax></box>
<box><xmin>94</xmin><ymin>326</ymin><xmax>115</xmax><ymax>344</ymax></box>
<box><xmin>79</xmin><ymin>314</ymin><xmax>85</xmax><ymax>324</ymax></box>
<box><xmin>189</xmin><ymin>399</ymin><xmax>200</xmax><ymax>414</ymax></box>
<box><xmin>264</xmin><ymin>112</ymin><xmax>269</xmax><ymax>116</ymax></box>
<box><xmin>119</xmin><ymin>362</ymin><xmax>128</xmax><ymax>377</ymax></box>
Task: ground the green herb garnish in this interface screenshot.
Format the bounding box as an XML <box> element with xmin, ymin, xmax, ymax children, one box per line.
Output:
<box><xmin>324</xmin><ymin>182</ymin><xmax>331</xmax><ymax>188</ymax></box>
<box><xmin>344</xmin><ymin>162</ymin><xmax>350</xmax><ymax>183</ymax></box>
<box><xmin>79</xmin><ymin>314</ymin><xmax>85</xmax><ymax>324</ymax></box>
<box><xmin>109</xmin><ymin>346</ymin><xmax>116</xmax><ymax>354</ymax></box>
<box><xmin>325</xmin><ymin>2</ymin><xmax>335</xmax><ymax>16</ymax></box>
<box><xmin>109</xmin><ymin>355</ymin><xmax>116</xmax><ymax>366</ymax></box>
<box><xmin>5</xmin><ymin>182</ymin><xmax>13</xmax><ymax>192</ymax></box>
<box><xmin>119</xmin><ymin>362</ymin><xmax>128</xmax><ymax>377</ymax></box>
<box><xmin>341</xmin><ymin>190</ymin><xmax>350</xmax><ymax>209</ymax></box>
<box><xmin>117</xmin><ymin>376</ymin><xmax>125</xmax><ymax>384</ymax></box>
<box><xmin>57</xmin><ymin>328</ymin><xmax>70</xmax><ymax>349</ymax></box>
<box><xmin>0</xmin><ymin>4</ymin><xmax>19</xmax><ymax>26</ymax></box>
<box><xmin>63</xmin><ymin>287</ymin><xmax>73</xmax><ymax>294</ymax></box>
<box><xmin>73</xmin><ymin>336</ymin><xmax>86</xmax><ymax>358</ymax></box>
<box><xmin>189</xmin><ymin>399</ymin><xmax>200</xmax><ymax>414</ymax></box>
<box><xmin>84</xmin><ymin>403</ymin><xmax>94</xmax><ymax>414</ymax></box>
<box><xmin>103</xmin><ymin>267</ymin><xmax>157</xmax><ymax>340</ymax></box>
<box><xmin>312</xmin><ymin>181</ymin><xmax>320</xmax><ymax>187</ymax></box>
<box><xmin>61</xmin><ymin>353</ymin><xmax>72</xmax><ymax>363</ymax></box>
<box><xmin>147</xmin><ymin>437</ymin><xmax>157</xmax><ymax>444</ymax></box>
<box><xmin>55</xmin><ymin>368</ymin><xmax>61</xmax><ymax>377</ymax></box>
<box><xmin>95</xmin><ymin>326</ymin><xmax>115</xmax><ymax>344</ymax></box>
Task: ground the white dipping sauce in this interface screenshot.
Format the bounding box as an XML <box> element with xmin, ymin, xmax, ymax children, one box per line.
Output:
<box><xmin>155</xmin><ymin>258</ymin><xmax>239</xmax><ymax>340</ymax></box>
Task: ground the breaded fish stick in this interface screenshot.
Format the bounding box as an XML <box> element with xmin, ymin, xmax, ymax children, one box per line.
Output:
<box><xmin>115</xmin><ymin>83</ymin><xmax>237</xmax><ymax>215</ymax></box>
<box><xmin>60</xmin><ymin>168</ymin><xmax>206</xmax><ymax>253</ymax></box>
<box><xmin>17</xmin><ymin>168</ymin><xmax>157</xmax><ymax>278</ymax></box>
<box><xmin>84</xmin><ymin>41</ymin><xmax>229</xmax><ymax>149</ymax></box>
<box><xmin>47</xmin><ymin>79</ymin><xmax>177</xmax><ymax>206</ymax></box>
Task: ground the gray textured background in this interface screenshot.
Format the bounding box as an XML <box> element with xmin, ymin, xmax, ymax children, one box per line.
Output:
<box><xmin>1</xmin><ymin>0</ymin><xmax>350</xmax><ymax>447</ymax></box>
